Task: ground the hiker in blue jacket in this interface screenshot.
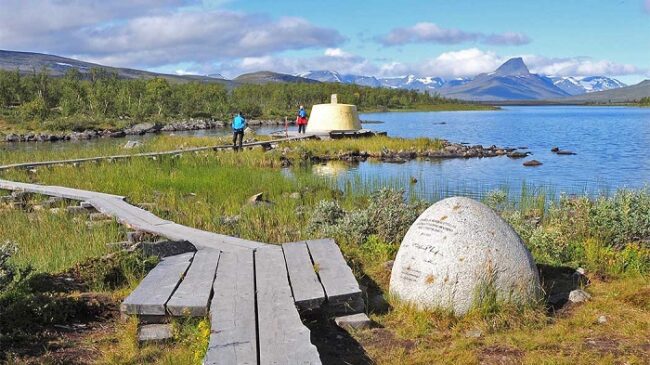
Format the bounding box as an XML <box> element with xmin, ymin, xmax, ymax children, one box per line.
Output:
<box><xmin>232</xmin><ymin>112</ymin><xmax>246</xmax><ymax>151</ymax></box>
<box><xmin>296</xmin><ymin>105</ymin><xmax>308</xmax><ymax>134</ymax></box>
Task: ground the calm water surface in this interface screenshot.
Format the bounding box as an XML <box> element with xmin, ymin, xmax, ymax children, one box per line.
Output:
<box><xmin>331</xmin><ymin>106</ymin><xmax>650</xmax><ymax>198</ymax></box>
<box><xmin>3</xmin><ymin>106</ymin><xmax>650</xmax><ymax>199</ymax></box>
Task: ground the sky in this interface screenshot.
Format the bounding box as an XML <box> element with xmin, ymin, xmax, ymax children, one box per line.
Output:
<box><xmin>0</xmin><ymin>0</ymin><xmax>648</xmax><ymax>83</ymax></box>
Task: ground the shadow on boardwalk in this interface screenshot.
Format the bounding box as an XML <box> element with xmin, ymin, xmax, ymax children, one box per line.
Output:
<box><xmin>305</xmin><ymin>314</ymin><xmax>375</xmax><ymax>365</ymax></box>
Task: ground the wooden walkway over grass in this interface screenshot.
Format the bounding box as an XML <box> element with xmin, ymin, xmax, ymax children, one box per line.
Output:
<box><xmin>0</xmin><ymin>136</ymin><xmax>365</xmax><ymax>364</ymax></box>
<box><xmin>0</xmin><ymin>135</ymin><xmax>317</xmax><ymax>171</ymax></box>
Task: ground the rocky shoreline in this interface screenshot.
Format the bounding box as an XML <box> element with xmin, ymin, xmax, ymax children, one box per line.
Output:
<box><xmin>280</xmin><ymin>141</ymin><xmax>522</xmax><ymax>166</ymax></box>
<box><xmin>2</xmin><ymin>118</ymin><xmax>289</xmax><ymax>143</ymax></box>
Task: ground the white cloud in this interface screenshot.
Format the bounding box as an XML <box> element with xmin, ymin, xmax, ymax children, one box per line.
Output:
<box><xmin>417</xmin><ymin>48</ymin><xmax>505</xmax><ymax>77</ymax></box>
<box><xmin>377</xmin><ymin>22</ymin><xmax>531</xmax><ymax>46</ymax></box>
<box><xmin>0</xmin><ymin>0</ymin><xmax>186</xmax><ymax>47</ymax></box>
<box><xmin>175</xmin><ymin>69</ymin><xmax>200</xmax><ymax>76</ymax></box>
<box><xmin>525</xmin><ymin>56</ymin><xmax>641</xmax><ymax>77</ymax></box>
<box><xmin>378</xmin><ymin>22</ymin><xmax>479</xmax><ymax>46</ymax></box>
<box><xmin>0</xmin><ymin>2</ymin><xmax>345</xmax><ymax>68</ymax></box>
<box><xmin>215</xmin><ymin>48</ymin><xmax>380</xmax><ymax>78</ymax></box>
<box><xmin>215</xmin><ymin>48</ymin><xmax>644</xmax><ymax>80</ymax></box>
<box><xmin>324</xmin><ymin>48</ymin><xmax>351</xmax><ymax>57</ymax></box>
<box><xmin>483</xmin><ymin>32</ymin><xmax>531</xmax><ymax>46</ymax></box>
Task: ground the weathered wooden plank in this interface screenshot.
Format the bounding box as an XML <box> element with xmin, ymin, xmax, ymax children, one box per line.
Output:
<box><xmin>166</xmin><ymin>249</ymin><xmax>220</xmax><ymax>317</ymax></box>
<box><xmin>155</xmin><ymin>223</ymin><xmax>265</xmax><ymax>251</ymax></box>
<box><xmin>121</xmin><ymin>252</ymin><xmax>194</xmax><ymax>316</ymax></box>
<box><xmin>306</xmin><ymin>239</ymin><xmax>363</xmax><ymax>306</ymax></box>
<box><xmin>282</xmin><ymin>241</ymin><xmax>326</xmax><ymax>310</ymax></box>
<box><xmin>0</xmin><ymin>179</ymin><xmax>123</xmax><ymax>201</ymax></box>
<box><xmin>89</xmin><ymin>197</ymin><xmax>171</xmax><ymax>228</ymax></box>
<box><xmin>205</xmin><ymin>251</ymin><xmax>257</xmax><ymax>365</ymax></box>
<box><xmin>256</xmin><ymin>246</ymin><xmax>322</xmax><ymax>365</ymax></box>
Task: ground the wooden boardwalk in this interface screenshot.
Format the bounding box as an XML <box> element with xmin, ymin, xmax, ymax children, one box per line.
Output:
<box><xmin>0</xmin><ymin>176</ymin><xmax>364</xmax><ymax>365</ymax></box>
<box><xmin>0</xmin><ymin>135</ymin><xmax>318</xmax><ymax>172</ymax></box>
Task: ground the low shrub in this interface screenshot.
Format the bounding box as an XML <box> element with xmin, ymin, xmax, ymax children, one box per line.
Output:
<box><xmin>308</xmin><ymin>188</ymin><xmax>427</xmax><ymax>246</ymax></box>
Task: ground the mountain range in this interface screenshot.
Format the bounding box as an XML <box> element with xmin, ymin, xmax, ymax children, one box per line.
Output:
<box><xmin>300</xmin><ymin>58</ymin><xmax>627</xmax><ymax>101</ymax></box>
<box><xmin>0</xmin><ymin>49</ymin><xmax>647</xmax><ymax>102</ymax></box>
<box><xmin>0</xmin><ymin>49</ymin><xmax>233</xmax><ymax>86</ymax></box>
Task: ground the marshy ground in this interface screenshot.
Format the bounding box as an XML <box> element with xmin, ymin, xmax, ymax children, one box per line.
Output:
<box><xmin>0</xmin><ymin>135</ymin><xmax>648</xmax><ymax>364</ymax></box>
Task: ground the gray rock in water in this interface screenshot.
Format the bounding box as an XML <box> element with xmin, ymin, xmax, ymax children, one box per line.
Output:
<box><xmin>5</xmin><ymin>133</ymin><xmax>20</xmax><ymax>142</ymax></box>
<box><xmin>523</xmin><ymin>160</ymin><xmax>543</xmax><ymax>167</ymax></box>
<box><xmin>556</xmin><ymin>150</ymin><xmax>577</xmax><ymax>155</ymax></box>
<box><xmin>125</xmin><ymin>122</ymin><xmax>160</xmax><ymax>135</ymax></box>
<box><xmin>138</xmin><ymin>324</ymin><xmax>173</xmax><ymax>342</ymax></box>
<box><xmin>507</xmin><ymin>151</ymin><xmax>531</xmax><ymax>159</ymax></box>
<box><xmin>389</xmin><ymin>197</ymin><xmax>542</xmax><ymax>316</ymax></box>
<box><xmin>334</xmin><ymin>313</ymin><xmax>372</xmax><ymax>330</ymax></box>
<box><xmin>568</xmin><ymin>289</ymin><xmax>591</xmax><ymax>303</ymax></box>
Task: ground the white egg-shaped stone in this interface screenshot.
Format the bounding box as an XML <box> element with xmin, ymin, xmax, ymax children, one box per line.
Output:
<box><xmin>389</xmin><ymin>197</ymin><xmax>542</xmax><ymax>315</ymax></box>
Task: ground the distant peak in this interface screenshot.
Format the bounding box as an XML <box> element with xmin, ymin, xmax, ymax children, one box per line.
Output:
<box><xmin>495</xmin><ymin>57</ymin><xmax>530</xmax><ymax>76</ymax></box>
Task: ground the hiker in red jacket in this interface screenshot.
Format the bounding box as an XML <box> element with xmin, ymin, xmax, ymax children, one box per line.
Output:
<box><xmin>296</xmin><ymin>105</ymin><xmax>308</xmax><ymax>134</ymax></box>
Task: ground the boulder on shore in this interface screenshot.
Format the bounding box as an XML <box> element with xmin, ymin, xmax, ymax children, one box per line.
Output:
<box><xmin>389</xmin><ymin>197</ymin><xmax>542</xmax><ymax>315</ymax></box>
<box><xmin>125</xmin><ymin>122</ymin><xmax>161</xmax><ymax>135</ymax></box>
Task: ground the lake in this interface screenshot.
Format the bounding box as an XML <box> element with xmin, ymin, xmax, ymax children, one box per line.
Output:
<box><xmin>320</xmin><ymin>106</ymin><xmax>650</xmax><ymax>199</ymax></box>
<box><xmin>3</xmin><ymin>106</ymin><xmax>650</xmax><ymax>199</ymax></box>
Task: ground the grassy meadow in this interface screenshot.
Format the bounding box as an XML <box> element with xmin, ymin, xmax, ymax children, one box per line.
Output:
<box><xmin>0</xmin><ymin>136</ymin><xmax>648</xmax><ymax>364</ymax></box>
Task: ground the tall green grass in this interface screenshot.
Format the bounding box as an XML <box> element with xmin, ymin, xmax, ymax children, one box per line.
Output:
<box><xmin>282</xmin><ymin>136</ymin><xmax>444</xmax><ymax>157</ymax></box>
<box><xmin>0</xmin><ymin>208</ymin><xmax>122</xmax><ymax>273</ymax></box>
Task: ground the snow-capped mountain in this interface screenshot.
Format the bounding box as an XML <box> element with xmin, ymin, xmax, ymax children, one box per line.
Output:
<box><xmin>439</xmin><ymin>58</ymin><xmax>572</xmax><ymax>101</ymax></box>
<box><xmin>297</xmin><ymin>70</ymin><xmax>344</xmax><ymax>83</ymax></box>
<box><xmin>299</xmin><ymin>71</ymin><xmax>447</xmax><ymax>91</ymax></box>
<box><xmin>443</xmin><ymin>77</ymin><xmax>473</xmax><ymax>88</ymax></box>
<box><xmin>341</xmin><ymin>74</ymin><xmax>382</xmax><ymax>87</ymax></box>
<box><xmin>550</xmin><ymin>76</ymin><xmax>627</xmax><ymax>96</ymax></box>
<box><xmin>378</xmin><ymin>75</ymin><xmax>445</xmax><ymax>91</ymax></box>
<box><xmin>298</xmin><ymin>62</ymin><xmax>627</xmax><ymax>99</ymax></box>
<box><xmin>299</xmin><ymin>71</ymin><xmax>382</xmax><ymax>87</ymax></box>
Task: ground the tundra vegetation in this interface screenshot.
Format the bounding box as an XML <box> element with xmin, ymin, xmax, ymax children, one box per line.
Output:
<box><xmin>0</xmin><ymin>136</ymin><xmax>648</xmax><ymax>364</ymax></box>
<box><xmin>0</xmin><ymin>68</ymin><xmax>492</xmax><ymax>133</ymax></box>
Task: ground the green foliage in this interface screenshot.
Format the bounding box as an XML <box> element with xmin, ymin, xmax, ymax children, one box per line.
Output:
<box><xmin>308</xmin><ymin>188</ymin><xmax>426</xmax><ymax>246</ymax></box>
<box><xmin>589</xmin><ymin>189</ymin><xmax>650</xmax><ymax>247</ymax></box>
<box><xmin>18</xmin><ymin>96</ymin><xmax>49</xmax><ymax>120</ymax></box>
<box><xmin>495</xmin><ymin>189</ymin><xmax>650</xmax><ymax>277</ymax></box>
<box><xmin>640</xmin><ymin>96</ymin><xmax>650</xmax><ymax>106</ymax></box>
<box><xmin>0</xmin><ymin>246</ymin><xmax>155</xmax><ymax>350</ymax></box>
<box><xmin>0</xmin><ymin>241</ymin><xmax>19</xmax><ymax>289</ymax></box>
<box><xmin>0</xmin><ymin>67</ymin><xmax>484</xmax><ymax>130</ymax></box>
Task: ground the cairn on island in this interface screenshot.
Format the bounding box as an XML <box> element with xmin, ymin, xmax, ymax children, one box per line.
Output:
<box><xmin>389</xmin><ymin>196</ymin><xmax>542</xmax><ymax>315</ymax></box>
<box><xmin>305</xmin><ymin>94</ymin><xmax>362</xmax><ymax>134</ymax></box>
